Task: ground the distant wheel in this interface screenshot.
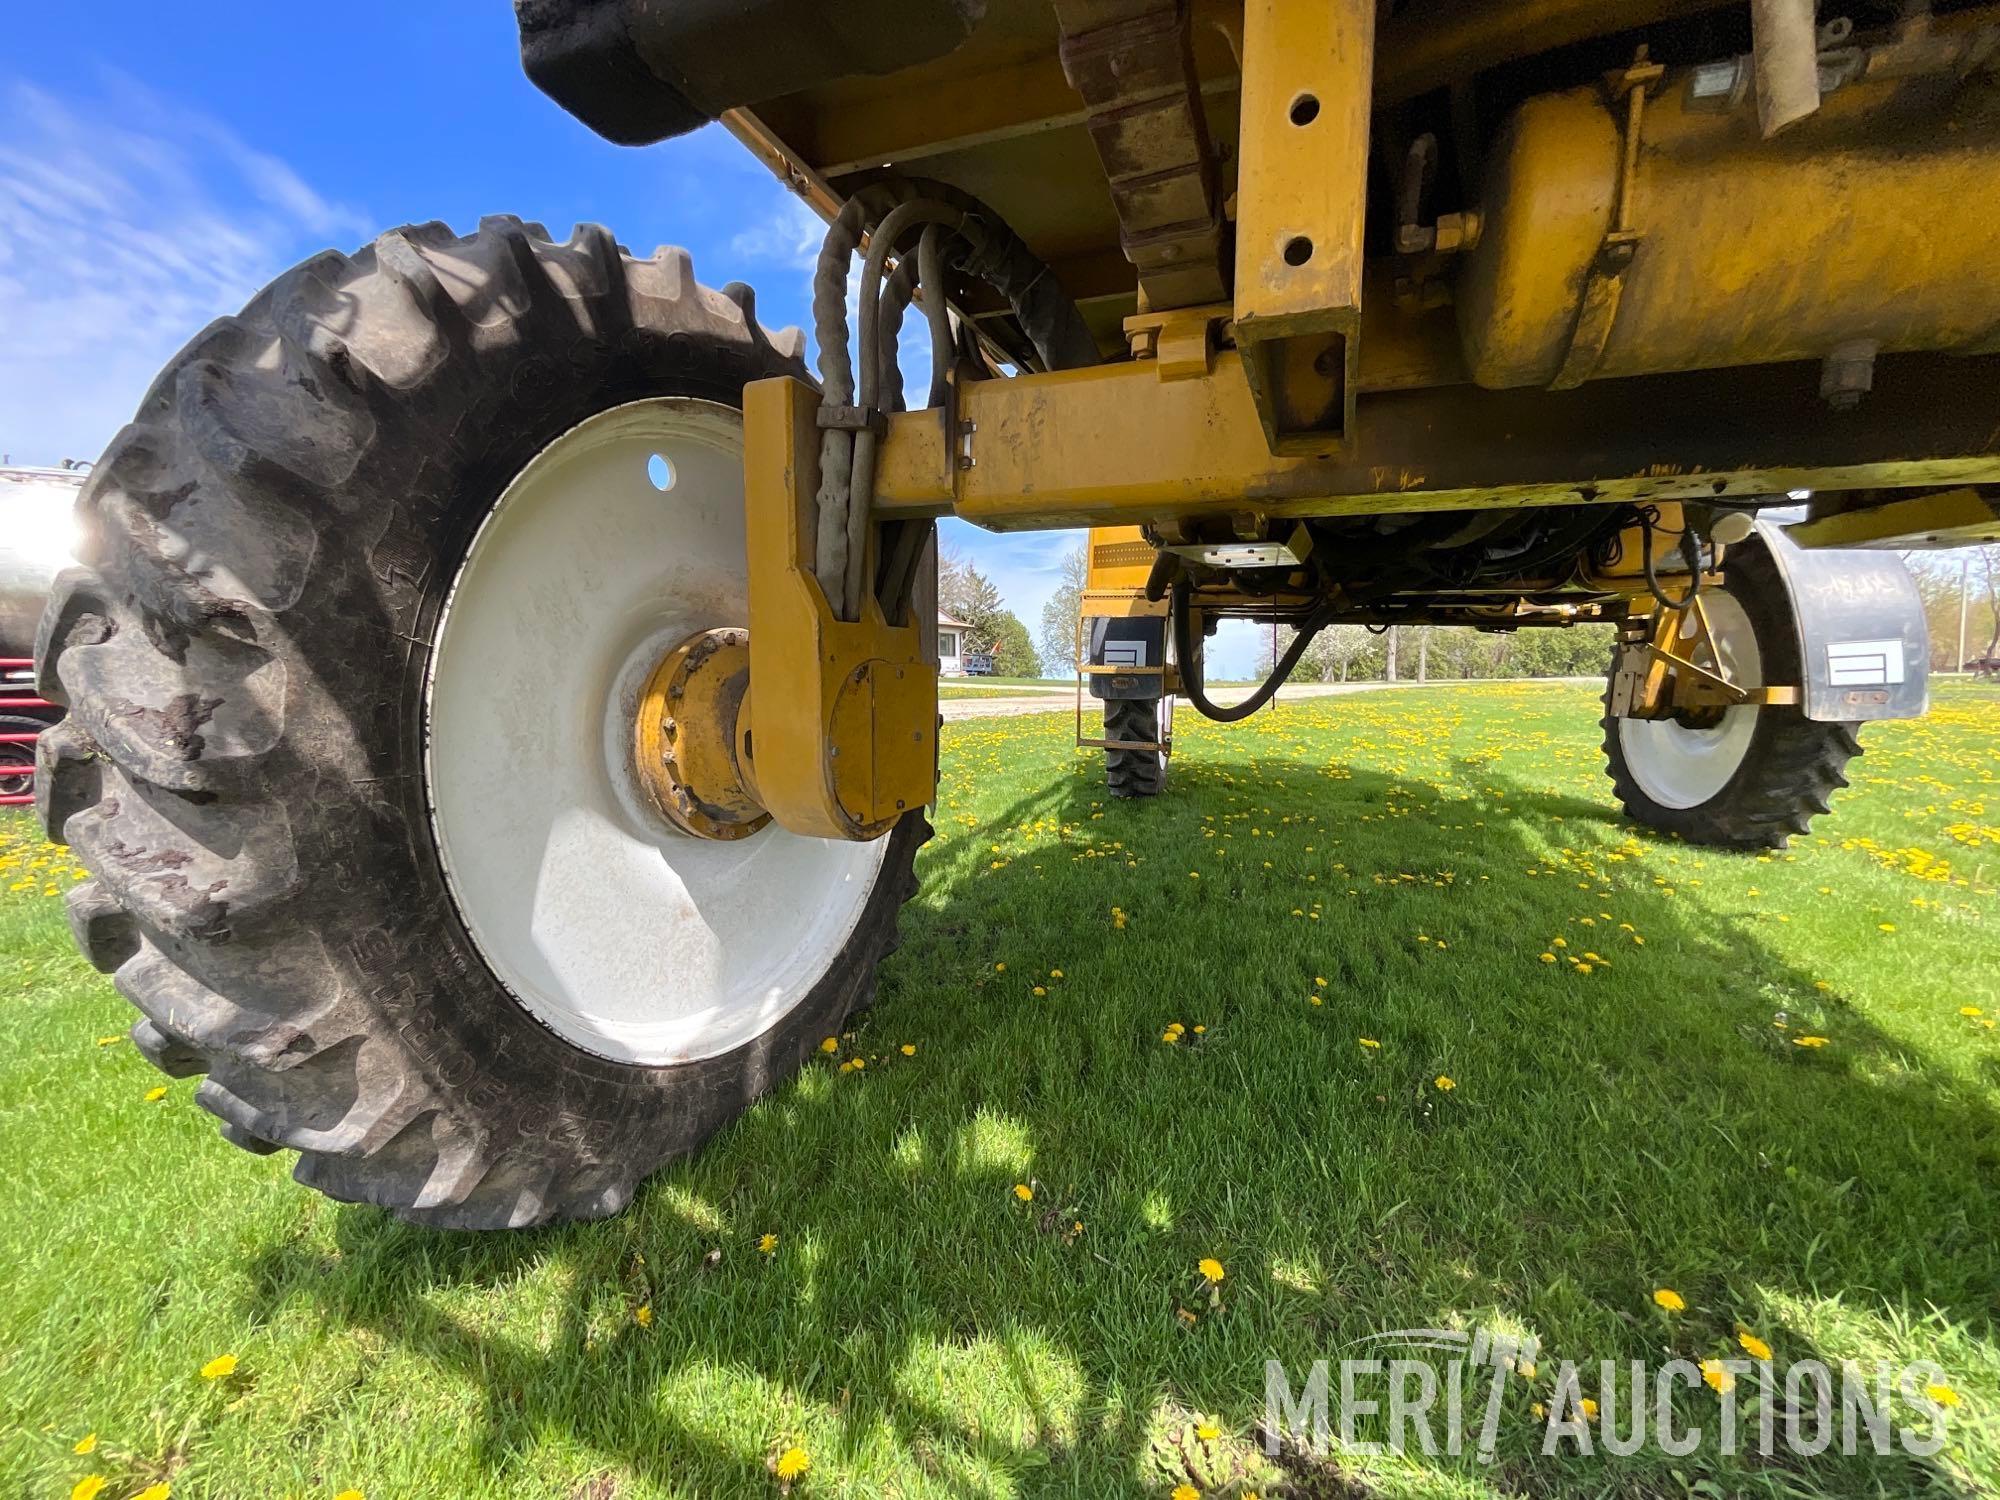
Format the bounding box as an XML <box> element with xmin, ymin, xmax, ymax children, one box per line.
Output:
<box><xmin>1104</xmin><ymin>697</ymin><xmax>1167</xmax><ymax>798</ymax></box>
<box><xmin>36</xmin><ymin>218</ymin><xmax>925</xmax><ymax>1229</ymax></box>
<box><xmin>1601</xmin><ymin>543</ymin><xmax>1861</xmax><ymax>850</ymax></box>
<box><xmin>0</xmin><ymin>713</ymin><xmax>45</xmax><ymax>799</ymax></box>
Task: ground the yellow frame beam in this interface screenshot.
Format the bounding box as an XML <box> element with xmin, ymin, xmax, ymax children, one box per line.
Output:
<box><xmin>871</xmin><ymin>350</ymin><xmax>2000</xmax><ymax>533</ymax></box>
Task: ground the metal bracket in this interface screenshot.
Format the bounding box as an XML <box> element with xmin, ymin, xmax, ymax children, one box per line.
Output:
<box><xmin>1611</xmin><ymin>597</ymin><xmax>1800</xmax><ymax>719</ymax></box>
<box><xmin>745</xmin><ymin>376</ymin><xmax>937</xmax><ymax>841</ymax></box>
<box><xmin>816</xmin><ymin>403</ymin><xmax>888</xmax><ymax>435</ymax></box>
<box><xmin>1552</xmin><ymin>50</ymin><xmax>1665</xmax><ymax>392</ymax></box>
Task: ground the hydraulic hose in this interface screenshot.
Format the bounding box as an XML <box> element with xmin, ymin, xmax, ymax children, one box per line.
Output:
<box><xmin>808</xmin><ymin>176</ymin><xmax>1100</xmax><ymax>619</ymax></box>
<box><xmin>1638</xmin><ymin>507</ymin><xmax>1704</xmax><ymax>612</ymax></box>
<box><xmin>1171</xmin><ymin>579</ymin><xmax>1338</xmax><ymax>724</ymax></box>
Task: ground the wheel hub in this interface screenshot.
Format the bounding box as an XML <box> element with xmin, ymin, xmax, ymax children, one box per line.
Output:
<box><xmin>633</xmin><ymin>628</ymin><xmax>767</xmax><ymax>840</ymax></box>
<box><xmin>423</xmin><ymin>397</ymin><xmax>891</xmax><ymax>1065</ymax></box>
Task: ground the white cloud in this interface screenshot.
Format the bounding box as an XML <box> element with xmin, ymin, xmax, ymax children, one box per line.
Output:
<box><xmin>0</xmin><ymin>70</ymin><xmax>368</xmax><ymax>466</ymax></box>
<box><xmin>728</xmin><ymin>195</ymin><xmax>825</xmax><ymax>272</ymax></box>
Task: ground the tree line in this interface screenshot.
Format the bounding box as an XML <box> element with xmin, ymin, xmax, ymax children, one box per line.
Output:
<box><xmin>1253</xmin><ymin>620</ymin><xmax>1614</xmax><ymax>685</ymax></box>
<box><xmin>1906</xmin><ymin>546</ymin><xmax>2000</xmax><ymax>670</ymax></box>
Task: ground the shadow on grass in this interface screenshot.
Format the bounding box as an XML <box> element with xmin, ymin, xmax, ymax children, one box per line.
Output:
<box><xmin>242</xmin><ymin>749</ymin><xmax>2000</xmax><ymax>1497</ymax></box>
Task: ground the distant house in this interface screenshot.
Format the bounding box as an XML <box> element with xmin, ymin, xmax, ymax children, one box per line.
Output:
<box><xmin>938</xmin><ymin>610</ymin><xmax>972</xmax><ymax>676</ymax></box>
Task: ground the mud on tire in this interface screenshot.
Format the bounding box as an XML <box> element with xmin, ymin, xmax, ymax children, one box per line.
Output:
<box><xmin>36</xmin><ymin>218</ymin><xmax>925</xmax><ymax>1229</ymax></box>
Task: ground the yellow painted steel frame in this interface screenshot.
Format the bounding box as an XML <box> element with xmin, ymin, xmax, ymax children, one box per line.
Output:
<box><xmin>744</xmin><ymin>376</ymin><xmax>937</xmax><ymax>840</ymax></box>
<box><xmin>1232</xmin><ymin>0</ymin><xmax>1372</xmax><ymax>453</ymax></box>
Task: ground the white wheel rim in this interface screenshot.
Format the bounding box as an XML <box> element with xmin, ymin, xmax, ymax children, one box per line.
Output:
<box><xmin>424</xmin><ymin>398</ymin><xmax>890</xmax><ymax>1065</ymax></box>
<box><xmin>1617</xmin><ymin>590</ymin><xmax>1764</xmax><ymax>810</ymax></box>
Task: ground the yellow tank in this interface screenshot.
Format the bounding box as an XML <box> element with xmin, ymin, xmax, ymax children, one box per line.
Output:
<box><xmin>1456</xmin><ymin>58</ymin><xmax>2000</xmax><ymax>389</ymax></box>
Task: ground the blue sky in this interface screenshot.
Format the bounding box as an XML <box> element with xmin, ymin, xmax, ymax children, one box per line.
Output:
<box><xmin>1</xmin><ymin>2</ymin><xmax>1254</xmax><ymax>673</ymax></box>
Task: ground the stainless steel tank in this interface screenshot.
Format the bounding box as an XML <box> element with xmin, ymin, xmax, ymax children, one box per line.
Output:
<box><xmin>0</xmin><ymin>464</ymin><xmax>87</xmax><ymax>660</ymax></box>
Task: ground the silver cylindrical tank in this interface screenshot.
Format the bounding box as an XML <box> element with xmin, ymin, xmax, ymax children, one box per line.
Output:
<box><xmin>0</xmin><ymin>465</ymin><xmax>87</xmax><ymax>659</ymax></box>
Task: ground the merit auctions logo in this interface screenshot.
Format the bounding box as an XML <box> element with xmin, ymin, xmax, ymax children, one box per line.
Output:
<box><xmin>1265</xmin><ymin>1329</ymin><xmax>1952</xmax><ymax>1462</ymax></box>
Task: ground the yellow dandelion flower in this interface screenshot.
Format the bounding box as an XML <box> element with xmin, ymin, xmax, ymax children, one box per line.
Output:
<box><xmin>1032</xmin><ymin>985</ymin><xmax>1047</xmax><ymax>997</ymax></box>
<box><xmin>1192</xmin><ymin>1024</ymin><xmax>1206</xmax><ymax>1034</ymax></box>
<box><xmin>1737</xmin><ymin>1329</ymin><xmax>1773</xmax><ymax>1361</ymax></box>
<box><xmin>1961</xmin><ymin>1006</ymin><xmax>1984</xmax><ymax>1018</ymax></box>
<box><xmin>144</xmin><ymin>1086</ymin><xmax>169</xmax><ymax>1103</ymax></box>
<box><xmin>70</xmin><ymin>1478</ymin><xmax>106</xmax><ymax>1500</ymax></box>
<box><xmin>1701</xmin><ymin>1360</ymin><xmax>1735</xmax><ymax>1393</ymax></box>
<box><xmin>94</xmin><ymin>1036</ymin><xmax>123</xmax><ymax>1047</ymax></box>
<box><xmin>1792</xmin><ymin>1035</ymin><xmax>1830</xmax><ymax>1048</ymax></box>
<box><xmin>1314</xmin><ymin>977</ymin><xmax>1327</xmax><ymax>988</ymax></box>
<box><xmin>133</xmin><ymin>1485</ymin><xmax>171</xmax><ymax>1500</ymax></box>
<box><xmin>1652</xmin><ymin>1288</ymin><xmax>1685</xmax><ymax>1313</ymax></box>
<box><xmin>1358</xmin><ymin>1037</ymin><xmax>1380</xmax><ymax>1049</ymax></box>
<box><xmin>1171</xmin><ymin>1487</ymin><xmax>1200</xmax><ymax>1500</ymax></box>
<box><xmin>1878</xmin><ymin>923</ymin><xmax>1896</xmax><ymax>933</ymax></box>
<box><xmin>1552</xmin><ymin>937</ymin><xmax>1567</xmax><ymax>948</ymax></box>
<box><xmin>1013</xmin><ymin>1183</ymin><xmax>1034</xmax><ymax>1202</ymax></box>
<box><xmin>1198</xmin><ymin>1257</ymin><xmax>1226</xmax><ymax>1283</ymax></box>
<box><xmin>994</xmin><ymin>962</ymin><xmax>1006</xmax><ymax>972</ymax></box>
<box><xmin>634</xmin><ymin>1304</ymin><xmax>653</xmax><ymax>1327</ymax></box>
<box><xmin>900</xmin><ymin>1043</ymin><xmax>916</xmax><ymax>1056</ymax></box>
<box><xmin>1194</xmin><ymin>1421</ymin><xmax>1220</xmax><ymax>1442</ymax></box>
<box><xmin>1926</xmin><ymin>1383</ymin><xmax>1961</xmax><ymax>1408</ymax></box>
<box><xmin>199</xmin><ymin>1354</ymin><xmax>237</xmax><ymax>1381</ymax></box>
<box><xmin>334</xmin><ymin>1492</ymin><xmax>365</xmax><ymax>1500</ymax></box>
<box><xmin>1530</xmin><ymin>1402</ymin><xmax>1546</xmax><ymax>1419</ymax></box>
<box><xmin>1574</xmin><ymin>962</ymin><xmax>1594</xmax><ymax>975</ymax></box>
<box><xmin>774</xmin><ymin>1446</ymin><xmax>810</xmax><ymax>1481</ymax></box>
<box><xmin>1050</xmin><ymin>969</ymin><xmax>1064</xmax><ymax>979</ymax></box>
<box><xmin>1161</xmin><ymin>1030</ymin><xmax>1181</xmax><ymax>1044</ymax></box>
<box><xmin>758</xmin><ymin>1233</ymin><xmax>779</xmax><ymax>1254</ymax></box>
<box><xmin>73</xmin><ymin>1434</ymin><xmax>97</xmax><ymax>1455</ymax></box>
<box><xmin>819</xmin><ymin>1036</ymin><xmax>838</xmax><ymax>1054</ymax></box>
<box><xmin>1434</xmin><ymin>1075</ymin><xmax>1455</xmax><ymax>1091</ymax></box>
<box><xmin>1539</xmin><ymin>952</ymin><xmax>1557</xmax><ymax>964</ymax></box>
<box><xmin>1579</xmin><ymin>1398</ymin><xmax>1599</xmax><ymax>1420</ymax></box>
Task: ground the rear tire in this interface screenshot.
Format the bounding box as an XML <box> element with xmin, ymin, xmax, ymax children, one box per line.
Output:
<box><xmin>1104</xmin><ymin>697</ymin><xmax>1167</xmax><ymax>798</ymax></box>
<box><xmin>1601</xmin><ymin>543</ymin><xmax>1862</xmax><ymax>850</ymax></box>
<box><xmin>36</xmin><ymin>218</ymin><xmax>925</xmax><ymax>1228</ymax></box>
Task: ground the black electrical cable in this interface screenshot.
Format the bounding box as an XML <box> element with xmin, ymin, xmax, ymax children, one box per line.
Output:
<box><xmin>1170</xmin><ymin>578</ymin><xmax>1337</xmax><ymax>724</ymax></box>
<box><xmin>1638</xmin><ymin>507</ymin><xmax>1703</xmax><ymax>612</ymax></box>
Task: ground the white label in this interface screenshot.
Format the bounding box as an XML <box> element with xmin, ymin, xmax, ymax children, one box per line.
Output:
<box><xmin>1101</xmin><ymin>640</ymin><xmax>1150</xmax><ymax>668</ymax></box>
<box><xmin>1825</xmin><ymin>638</ymin><xmax>1904</xmax><ymax>687</ymax></box>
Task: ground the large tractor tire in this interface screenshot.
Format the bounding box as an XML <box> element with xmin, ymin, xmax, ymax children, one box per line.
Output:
<box><xmin>1103</xmin><ymin>697</ymin><xmax>1167</xmax><ymax>798</ymax></box>
<box><xmin>36</xmin><ymin>218</ymin><xmax>925</xmax><ymax>1229</ymax></box>
<box><xmin>1601</xmin><ymin>543</ymin><xmax>1862</xmax><ymax>850</ymax></box>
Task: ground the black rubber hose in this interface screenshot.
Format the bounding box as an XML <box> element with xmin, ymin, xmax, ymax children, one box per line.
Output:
<box><xmin>1639</xmin><ymin>507</ymin><xmax>1703</xmax><ymax>612</ymax></box>
<box><xmin>1171</xmin><ymin>579</ymin><xmax>1335</xmax><ymax>724</ymax></box>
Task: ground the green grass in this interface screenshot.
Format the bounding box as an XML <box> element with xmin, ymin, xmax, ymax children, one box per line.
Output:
<box><xmin>4</xmin><ymin>682</ymin><xmax>1998</xmax><ymax>1499</ymax></box>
